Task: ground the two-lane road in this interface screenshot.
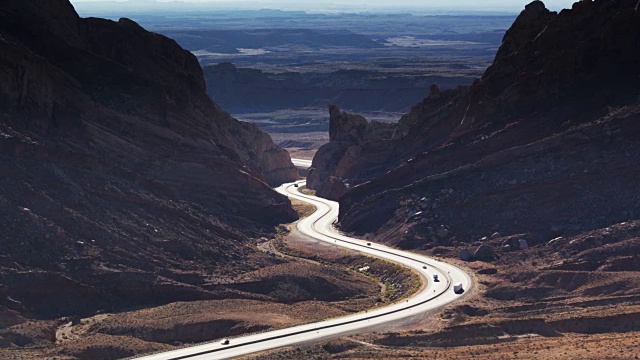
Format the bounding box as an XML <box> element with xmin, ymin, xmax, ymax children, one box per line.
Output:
<box><xmin>134</xmin><ymin>163</ymin><xmax>472</xmax><ymax>360</ymax></box>
<box><xmin>291</xmin><ymin>158</ymin><xmax>313</xmax><ymax>168</ymax></box>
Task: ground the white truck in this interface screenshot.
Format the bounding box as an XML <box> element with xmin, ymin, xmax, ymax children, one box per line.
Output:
<box><xmin>453</xmin><ymin>283</ymin><xmax>464</xmax><ymax>294</ymax></box>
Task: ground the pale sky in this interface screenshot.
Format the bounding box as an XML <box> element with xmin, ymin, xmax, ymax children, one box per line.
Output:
<box><xmin>70</xmin><ymin>0</ymin><xmax>578</xmax><ymax>13</ymax></box>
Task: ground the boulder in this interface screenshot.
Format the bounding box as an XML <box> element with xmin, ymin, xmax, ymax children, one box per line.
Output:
<box><xmin>477</xmin><ymin>268</ymin><xmax>498</xmax><ymax>275</ymax></box>
<box><xmin>459</xmin><ymin>248</ymin><xmax>473</xmax><ymax>261</ymax></box>
<box><xmin>474</xmin><ymin>244</ymin><xmax>496</xmax><ymax>261</ymax></box>
<box><xmin>437</xmin><ymin>227</ymin><xmax>450</xmax><ymax>239</ymax></box>
<box><xmin>518</xmin><ymin>239</ymin><xmax>529</xmax><ymax>250</ymax></box>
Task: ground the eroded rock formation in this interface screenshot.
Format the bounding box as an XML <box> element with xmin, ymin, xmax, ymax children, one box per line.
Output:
<box><xmin>307</xmin><ymin>105</ymin><xmax>395</xmax><ymax>200</ymax></box>
<box><xmin>311</xmin><ymin>0</ymin><xmax>640</xmax><ymax>247</ymax></box>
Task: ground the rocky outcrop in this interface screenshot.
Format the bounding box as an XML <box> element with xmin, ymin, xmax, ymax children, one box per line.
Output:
<box><xmin>307</xmin><ymin>105</ymin><xmax>395</xmax><ymax>200</ymax></box>
<box><xmin>310</xmin><ymin>0</ymin><xmax>640</xmax><ymax>248</ymax></box>
<box><xmin>235</xmin><ymin>121</ymin><xmax>299</xmax><ymax>186</ymax></box>
<box><xmin>315</xmin><ymin>176</ymin><xmax>350</xmax><ymax>202</ymax></box>
<box><xmin>306</xmin><ymin>106</ymin><xmax>365</xmax><ymax>198</ymax></box>
<box><xmin>0</xmin><ymin>0</ymin><xmax>297</xmax><ymax>318</ymax></box>
<box><xmin>328</xmin><ymin>105</ymin><xmax>369</xmax><ymax>142</ymax></box>
<box><xmin>474</xmin><ymin>245</ymin><xmax>497</xmax><ymax>262</ymax></box>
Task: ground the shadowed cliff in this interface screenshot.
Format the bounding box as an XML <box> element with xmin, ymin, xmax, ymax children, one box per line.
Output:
<box><xmin>0</xmin><ymin>0</ymin><xmax>298</xmax><ymax>318</ymax></box>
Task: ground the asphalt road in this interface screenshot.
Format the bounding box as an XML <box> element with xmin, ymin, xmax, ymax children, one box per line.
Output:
<box><xmin>134</xmin><ymin>165</ymin><xmax>472</xmax><ymax>360</ymax></box>
<box><xmin>291</xmin><ymin>158</ymin><xmax>313</xmax><ymax>168</ymax></box>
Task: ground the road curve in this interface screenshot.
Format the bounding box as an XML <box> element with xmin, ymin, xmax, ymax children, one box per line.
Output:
<box><xmin>134</xmin><ymin>168</ymin><xmax>472</xmax><ymax>360</ymax></box>
<box><xmin>291</xmin><ymin>158</ymin><xmax>313</xmax><ymax>168</ymax></box>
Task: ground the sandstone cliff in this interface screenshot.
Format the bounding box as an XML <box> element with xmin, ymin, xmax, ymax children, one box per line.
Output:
<box><xmin>0</xmin><ymin>0</ymin><xmax>297</xmax><ymax>318</ymax></box>
<box><xmin>311</xmin><ymin>0</ymin><xmax>640</xmax><ymax>249</ymax></box>
<box><xmin>307</xmin><ymin>105</ymin><xmax>395</xmax><ymax>200</ymax></box>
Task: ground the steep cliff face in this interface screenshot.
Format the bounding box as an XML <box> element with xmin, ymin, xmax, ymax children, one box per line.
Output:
<box><xmin>1</xmin><ymin>0</ymin><xmax>298</xmax><ymax>187</ymax></box>
<box><xmin>0</xmin><ymin>0</ymin><xmax>297</xmax><ymax>318</ymax></box>
<box><xmin>311</xmin><ymin>0</ymin><xmax>640</xmax><ymax>247</ymax></box>
<box><xmin>307</xmin><ymin>105</ymin><xmax>395</xmax><ymax>200</ymax></box>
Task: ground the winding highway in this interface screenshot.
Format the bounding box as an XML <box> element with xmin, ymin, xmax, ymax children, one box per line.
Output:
<box><xmin>135</xmin><ymin>161</ymin><xmax>472</xmax><ymax>360</ymax></box>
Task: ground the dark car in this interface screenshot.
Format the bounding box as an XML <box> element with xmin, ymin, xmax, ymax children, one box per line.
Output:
<box><xmin>222</xmin><ymin>339</ymin><xmax>230</xmax><ymax>345</ymax></box>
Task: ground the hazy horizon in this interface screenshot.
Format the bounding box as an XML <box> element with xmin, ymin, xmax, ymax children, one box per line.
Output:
<box><xmin>70</xmin><ymin>0</ymin><xmax>577</xmax><ymax>14</ymax></box>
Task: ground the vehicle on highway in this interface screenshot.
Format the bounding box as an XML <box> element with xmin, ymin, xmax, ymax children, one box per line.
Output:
<box><xmin>433</xmin><ymin>274</ymin><xmax>439</xmax><ymax>282</ymax></box>
<box><xmin>454</xmin><ymin>283</ymin><xmax>465</xmax><ymax>294</ymax></box>
<box><xmin>422</xmin><ymin>265</ymin><xmax>427</xmax><ymax>269</ymax></box>
<box><xmin>294</xmin><ymin>184</ymin><xmax>299</xmax><ymax>188</ymax></box>
<box><xmin>135</xmin><ymin>174</ymin><xmax>471</xmax><ymax>360</ymax></box>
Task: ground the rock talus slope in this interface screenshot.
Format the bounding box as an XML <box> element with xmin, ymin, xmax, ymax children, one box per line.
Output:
<box><xmin>0</xmin><ymin>0</ymin><xmax>298</xmax><ymax>319</ymax></box>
